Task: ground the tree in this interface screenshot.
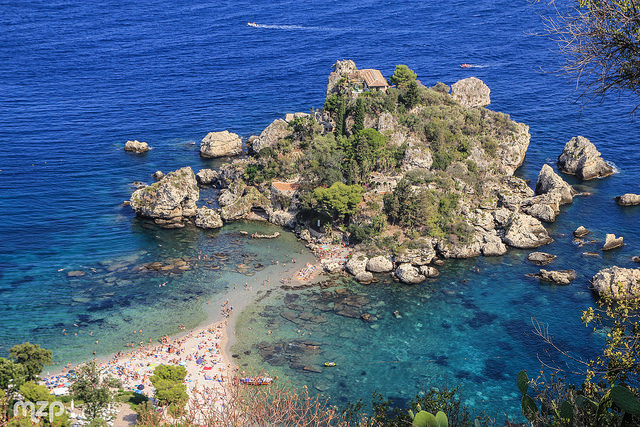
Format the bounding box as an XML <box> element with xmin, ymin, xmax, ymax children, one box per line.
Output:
<box><xmin>352</xmin><ymin>97</ymin><xmax>365</xmax><ymax>134</ymax></box>
<box><xmin>0</xmin><ymin>358</ymin><xmax>26</xmax><ymax>395</ymax></box>
<box><xmin>312</xmin><ymin>182</ymin><xmax>362</xmax><ymax>223</ymax></box>
<box><xmin>538</xmin><ymin>0</ymin><xmax>640</xmax><ymax>107</ymax></box>
<box><xmin>150</xmin><ymin>365</ymin><xmax>188</xmax><ymax>407</ymax></box>
<box><xmin>390</xmin><ymin>64</ymin><xmax>417</xmax><ymax>87</ymax></box>
<box><xmin>19</xmin><ymin>381</ymin><xmax>51</xmax><ymax>403</ymax></box>
<box><xmin>9</xmin><ymin>343</ymin><xmax>51</xmax><ymax>382</ymax></box>
<box><xmin>71</xmin><ymin>360</ymin><xmax>113</xmax><ymax>421</ymax></box>
<box><xmin>400</xmin><ymin>80</ymin><xmax>421</xmax><ymax>109</ymax></box>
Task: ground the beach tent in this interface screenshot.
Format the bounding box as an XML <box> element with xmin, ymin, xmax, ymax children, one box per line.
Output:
<box><xmin>52</xmin><ymin>387</ymin><xmax>69</xmax><ymax>396</ymax></box>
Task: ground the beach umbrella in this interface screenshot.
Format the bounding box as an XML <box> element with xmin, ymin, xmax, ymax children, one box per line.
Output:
<box><xmin>196</xmin><ymin>357</ymin><xmax>204</xmax><ymax>365</ymax></box>
<box><xmin>137</xmin><ymin>384</ymin><xmax>145</xmax><ymax>390</ymax></box>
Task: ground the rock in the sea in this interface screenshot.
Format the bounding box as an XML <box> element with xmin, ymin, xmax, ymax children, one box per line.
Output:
<box><xmin>250</xmin><ymin>119</ymin><xmax>292</xmax><ymax>153</ymax></box>
<box><xmin>419</xmin><ymin>265</ymin><xmax>440</xmax><ymax>277</ymax></box>
<box><xmin>346</xmin><ymin>253</ymin><xmax>368</xmax><ymax>276</ymax></box>
<box><xmin>573</xmin><ymin>226</ymin><xmax>589</xmax><ymax>238</ymax></box>
<box><xmin>557</xmin><ymin>136</ymin><xmax>614</xmax><ymax>180</ymax></box>
<box><xmin>502</xmin><ymin>212</ymin><xmax>553</xmax><ymax>249</ymax></box>
<box><xmin>320</xmin><ymin>259</ymin><xmax>343</xmax><ymax>274</ymax></box>
<box><xmin>527</xmin><ymin>269</ymin><xmax>577</xmax><ymax>285</ymax></box>
<box><xmin>394</xmin><ymin>263</ymin><xmax>426</xmax><ymax>284</ymax></box>
<box><xmin>616</xmin><ymin>193</ymin><xmax>640</xmax><ymax>206</ymax></box>
<box><xmin>366</xmin><ymin>255</ymin><xmax>393</xmax><ymax>273</ymax></box>
<box><xmin>152</xmin><ymin>171</ymin><xmax>164</xmax><ymax>181</ymax></box>
<box><xmin>591</xmin><ymin>266</ymin><xmax>640</xmax><ymax>299</ymax></box>
<box><xmin>220</xmin><ymin>186</ymin><xmax>272</xmax><ymax>221</ymax></box>
<box><xmin>451</xmin><ymin>77</ymin><xmax>490</xmax><ymax>108</ymax></box>
<box><xmin>196</xmin><ymin>168</ymin><xmax>219</xmax><ymax>186</ymax></box>
<box><xmin>535</xmin><ymin>164</ymin><xmax>575</xmax><ymax>204</ymax></box>
<box><xmin>632</xmin><ymin>256</ymin><xmax>640</xmax><ymax>263</ymax></box>
<box><xmin>124</xmin><ymin>140</ymin><xmax>150</xmax><ymax>153</ymax></box>
<box><xmin>194</xmin><ymin>207</ymin><xmax>223</xmax><ymax>229</ymax></box>
<box><xmin>130</xmin><ymin>167</ymin><xmax>199</xmax><ymax>227</ymax></box>
<box><xmin>602</xmin><ymin>233</ymin><xmax>624</xmax><ymax>251</ymax></box>
<box><xmin>355</xmin><ymin>271</ymin><xmax>374</xmax><ymax>284</ymax></box>
<box><xmin>527</xmin><ymin>252</ymin><xmax>557</xmax><ymax>266</ymax></box>
<box><xmin>200</xmin><ymin>130</ymin><xmax>242</xmax><ymax>158</ymax></box>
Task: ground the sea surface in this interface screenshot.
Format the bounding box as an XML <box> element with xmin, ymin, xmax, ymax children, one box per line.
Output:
<box><xmin>1</xmin><ymin>0</ymin><xmax>639</xmax><ymax>422</ymax></box>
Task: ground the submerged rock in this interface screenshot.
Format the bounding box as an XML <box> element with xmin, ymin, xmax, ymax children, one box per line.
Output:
<box><xmin>573</xmin><ymin>226</ymin><xmax>589</xmax><ymax>238</ymax></box>
<box><xmin>124</xmin><ymin>140</ymin><xmax>150</xmax><ymax>153</ymax></box>
<box><xmin>527</xmin><ymin>252</ymin><xmax>557</xmax><ymax>266</ymax></box>
<box><xmin>591</xmin><ymin>266</ymin><xmax>640</xmax><ymax>299</ymax></box>
<box><xmin>557</xmin><ymin>136</ymin><xmax>614</xmax><ymax>180</ymax></box>
<box><xmin>200</xmin><ymin>130</ymin><xmax>242</xmax><ymax>158</ymax></box>
<box><xmin>616</xmin><ymin>193</ymin><xmax>640</xmax><ymax>206</ymax></box>
<box><xmin>602</xmin><ymin>234</ymin><xmax>624</xmax><ymax>251</ymax></box>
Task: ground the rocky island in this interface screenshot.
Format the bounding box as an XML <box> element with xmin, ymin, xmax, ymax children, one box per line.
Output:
<box><xmin>128</xmin><ymin>60</ymin><xmax>601</xmax><ymax>284</ymax></box>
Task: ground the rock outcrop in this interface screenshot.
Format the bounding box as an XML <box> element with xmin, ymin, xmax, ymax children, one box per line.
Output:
<box><xmin>196</xmin><ymin>169</ymin><xmax>219</xmax><ymax>186</ymax></box>
<box><xmin>194</xmin><ymin>207</ymin><xmax>223</xmax><ymax>229</ymax></box>
<box><xmin>401</xmin><ymin>147</ymin><xmax>433</xmax><ymax>171</ymax></box>
<box><xmin>451</xmin><ymin>77</ymin><xmax>490</xmax><ymax>108</ymax></box>
<box><xmin>527</xmin><ymin>269</ymin><xmax>577</xmax><ymax>285</ymax></box>
<box><xmin>573</xmin><ymin>226</ymin><xmax>589</xmax><ymax>238</ymax></box>
<box><xmin>557</xmin><ymin>136</ymin><xmax>614</xmax><ymax>180</ymax></box>
<box><xmin>535</xmin><ymin>164</ymin><xmax>575</xmax><ymax>204</ymax></box>
<box><xmin>395</xmin><ymin>263</ymin><xmax>426</xmax><ymax>284</ymax></box>
<box><xmin>250</xmin><ymin>119</ymin><xmax>292</xmax><ymax>153</ymax></box>
<box><xmin>591</xmin><ymin>266</ymin><xmax>640</xmax><ymax>299</ymax></box>
<box><xmin>152</xmin><ymin>171</ymin><xmax>164</xmax><ymax>181</ymax></box>
<box><xmin>602</xmin><ymin>233</ymin><xmax>624</xmax><ymax>251</ymax></box>
<box><xmin>346</xmin><ymin>253</ymin><xmax>369</xmax><ymax>276</ymax></box>
<box><xmin>130</xmin><ymin>167</ymin><xmax>199</xmax><ymax>228</ymax></box>
<box><xmin>124</xmin><ymin>140</ymin><xmax>150</xmax><ymax>153</ymax></box>
<box><xmin>366</xmin><ymin>255</ymin><xmax>394</xmax><ymax>273</ymax></box>
<box><xmin>220</xmin><ymin>186</ymin><xmax>271</xmax><ymax>221</ymax></box>
<box><xmin>200</xmin><ymin>131</ymin><xmax>242</xmax><ymax>158</ymax></box>
<box><xmin>616</xmin><ymin>193</ymin><xmax>640</xmax><ymax>206</ymax></box>
<box><xmin>527</xmin><ymin>252</ymin><xmax>556</xmax><ymax>266</ymax></box>
<box><xmin>502</xmin><ymin>212</ymin><xmax>553</xmax><ymax>248</ymax></box>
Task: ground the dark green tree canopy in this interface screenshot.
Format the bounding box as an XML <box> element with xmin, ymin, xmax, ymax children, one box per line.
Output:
<box><xmin>150</xmin><ymin>365</ymin><xmax>188</xmax><ymax>406</ymax></box>
<box><xmin>0</xmin><ymin>357</ymin><xmax>26</xmax><ymax>392</ymax></box>
<box><xmin>313</xmin><ymin>182</ymin><xmax>363</xmax><ymax>223</ymax></box>
<box><xmin>390</xmin><ymin>64</ymin><xmax>417</xmax><ymax>87</ymax></box>
<box><xmin>9</xmin><ymin>342</ymin><xmax>52</xmax><ymax>381</ymax></box>
<box><xmin>71</xmin><ymin>360</ymin><xmax>114</xmax><ymax>421</ymax></box>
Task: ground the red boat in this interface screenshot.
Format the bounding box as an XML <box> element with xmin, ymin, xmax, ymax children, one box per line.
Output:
<box><xmin>460</xmin><ymin>63</ymin><xmax>471</xmax><ymax>68</ymax></box>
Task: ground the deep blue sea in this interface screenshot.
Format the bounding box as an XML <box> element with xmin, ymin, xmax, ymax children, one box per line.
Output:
<box><xmin>1</xmin><ymin>0</ymin><xmax>639</xmax><ymax>422</ymax></box>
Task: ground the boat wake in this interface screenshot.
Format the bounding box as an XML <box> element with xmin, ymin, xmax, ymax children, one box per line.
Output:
<box><xmin>460</xmin><ymin>63</ymin><xmax>488</xmax><ymax>69</ymax></box>
<box><xmin>247</xmin><ymin>22</ymin><xmax>338</xmax><ymax>31</ymax></box>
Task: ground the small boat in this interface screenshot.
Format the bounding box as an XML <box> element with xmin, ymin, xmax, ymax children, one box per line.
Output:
<box><xmin>247</xmin><ymin>22</ymin><xmax>258</xmax><ymax>27</ymax></box>
<box><xmin>240</xmin><ymin>376</ymin><xmax>273</xmax><ymax>385</ymax></box>
<box><xmin>460</xmin><ymin>63</ymin><xmax>471</xmax><ymax>68</ymax></box>
<box><xmin>324</xmin><ymin>362</ymin><xmax>336</xmax><ymax>367</ymax></box>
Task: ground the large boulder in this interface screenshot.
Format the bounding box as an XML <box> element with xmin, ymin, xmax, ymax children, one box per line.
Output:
<box><xmin>451</xmin><ymin>77</ymin><xmax>490</xmax><ymax>108</ymax></box>
<box><xmin>557</xmin><ymin>136</ymin><xmax>614</xmax><ymax>180</ymax></box>
<box><xmin>366</xmin><ymin>255</ymin><xmax>394</xmax><ymax>273</ymax></box>
<box><xmin>124</xmin><ymin>140</ymin><xmax>150</xmax><ymax>153</ymax></box>
<box><xmin>521</xmin><ymin>193</ymin><xmax>562</xmax><ymax>223</ymax></box>
<box><xmin>527</xmin><ymin>252</ymin><xmax>557</xmax><ymax>266</ymax></box>
<box><xmin>200</xmin><ymin>130</ymin><xmax>242</xmax><ymax>158</ymax></box>
<box><xmin>395</xmin><ymin>263</ymin><xmax>426</xmax><ymax>284</ymax></box>
<box><xmin>527</xmin><ymin>269</ymin><xmax>577</xmax><ymax>285</ymax></box>
<box><xmin>194</xmin><ymin>207</ymin><xmax>223</xmax><ymax>229</ymax></box>
<box><xmin>535</xmin><ymin>164</ymin><xmax>575</xmax><ymax>204</ymax></box>
<box><xmin>574</xmin><ymin>226</ymin><xmax>589</xmax><ymax>238</ymax></box>
<box><xmin>269</xmin><ymin>210</ymin><xmax>296</xmax><ymax>228</ymax></box>
<box><xmin>502</xmin><ymin>212</ymin><xmax>553</xmax><ymax>249</ymax></box>
<box><xmin>602</xmin><ymin>233</ymin><xmax>624</xmax><ymax>251</ymax></box>
<box><xmin>130</xmin><ymin>167</ymin><xmax>199</xmax><ymax>227</ymax></box>
<box><xmin>394</xmin><ymin>241</ymin><xmax>437</xmax><ymax>265</ymax></box>
<box><xmin>250</xmin><ymin>119</ymin><xmax>292</xmax><ymax>153</ymax></box>
<box><xmin>196</xmin><ymin>169</ymin><xmax>219</xmax><ymax>186</ymax></box>
<box><xmin>346</xmin><ymin>253</ymin><xmax>369</xmax><ymax>276</ymax></box>
<box><xmin>591</xmin><ymin>266</ymin><xmax>640</xmax><ymax>299</ymax></box>
<box><xmin>616</xmin><ymin>193</ymin><xmax>640</xmax><ymax>206</ymax></box>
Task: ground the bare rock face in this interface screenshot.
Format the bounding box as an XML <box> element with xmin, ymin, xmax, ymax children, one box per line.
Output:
<box><xmin>522</xmin><ymin>193</ymin><xmax>562</xmax><ymax>223</ymax></box>
<box><xmin>220</xmin><ymin>186</ymin><xmax>271</xmax><ymax>221</ymax></box>
<box><xmin>591</xmin><ymin>266</ymin><xmax>640</xmax><ymax>299</ymax></box>
<box><xmin>528</xmin><ymin>252</ymin><xmax>557</xmax><ymax>266</ymax></box>
<box><xmin>346</xmin><ymin>253</ymin><xmax>369</xmax><ymax>276</ymax></box>
<box><xmin>616</xmin><ymin>193</ymin><xmax>640</xmax><ymax>206</ymax></box>
<box><xmin>130</xmin><ymin>167</ymin><xmax>199</xmax><ymax>228</ymax></box>
<box><xmin>451</xmin><ymin>77</ymin><xmax>490</xmax><ymax>108</ymax></box>
<box><xmin>393</xmin><ymin>241</ymin><xmax>437</xmax><ymax>265</ymax></box>
<box><xmin>502</xmin><ymin>212</ymin><xmax>553</xmax><ymax>249</ymax></box>
<box><xmin>602</xmin><ymin>233</ymin><xmax>624</xmax><ymax>251</ymax></box>
<box><xmin>366</xmin><ymin>255</ymin><xmax>394</xmax><ymax>273</ymax></box>
<box><xmin>250</xmin><ymin>119</ymin><xmax>292</xmax><ymax>153</ymax></box>
<box><xmin>152</xmin><ymin>171</ymin><xmax>164</xmax><ymax>181</ymax></box>
<box><xmin>200</xmin><ymin>130</ymin><xmax>242</xmax><ymax>158</ymax></box>
<box><xmin>401</xmin><ymin>147</ymin><xmax>433</xmax><ymax>171</ymax></box>
<box><xmin>326</xmin><ymin>59</ymin><xmax>358</xmax><ymax>96</ymax></box>
<box><xmin>535</xmin><ymin>164</ymin><xmax>575</xmax><ymax>204</ymax></box>
<box><xmin>419</xmin><ymin>265</ymin><xmax>440</xmax><ymax>277</ymax></box>
<box><xmin>269</xmin><ymin>210</ymin><xmax>296</xmax><ymax>228</ymax></box>
<box><xmin>124</xmin><ymin>140</ymin><xmax>150</xmax><ymax>153</ymax></box>
<box><xmin>527</xmin><ymin>269</ymin><xmax>577</xmax><ymax>285</ymax></box>
<box><xmin>355</xmin><ymin>271</ymin><xmax>374</xmax><ymax>284</ymax></box>
<box><xmin>196</xmin><ymin>168</ymin><xmax>219</xmax><ymax>186</ymax></box>
<box><xmin>394</xmin><ymin>263</ymin><xmax>426</xmax><ymax>284</ymax></box>
<box><xmin>574</xmin><ymin>226</ymin><xmax>589</xmax><ymax>238</ymax></box>
<box><xmin>194</xmin><ymin>207</ymin><xmax>223</xmax><ymax>229</ymax></box>
<box><xmin>557</xmin><ymin>136</ymin><xmax>614</xmax><ymax>180</ymax></box>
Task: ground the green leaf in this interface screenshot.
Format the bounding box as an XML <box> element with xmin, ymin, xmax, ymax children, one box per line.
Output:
<box><xmin>412</xmin><ymin>410</ymin><xmax>434</xmax><ymax>427</ymax></box>
<box><xmin>560</xmin><ymin>400</ymin><xmax>574</xmax><ymax>421</ymax></box>
<box><xmin>611</xmin><ymin>385</ymin><xmax>640</xmax><ymax>416</ymax></box>
<box><xmin>516</xmin><ymin>370</ymin><xmax>529</xmax><ymax>396</ymax></box>
<box><xmin>435</xmin><ymin>411</ymin><xmax>449</xmax><ymax>427</ymax></box>
<box><xmin>521</xmin><ymin>394</ymin><xmax>538</xmax><ymax>420</ymax></box>
<box><xmin>474</xmin><ymin>418</ymin><xmax>482</xmax><ymax>427</ymax></box>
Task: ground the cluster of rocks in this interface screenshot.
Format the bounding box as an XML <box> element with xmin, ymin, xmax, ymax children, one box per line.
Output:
<box><xmin>591</xmin><ymin>266</ymin><xmax>640</xmax><ymax>300</ymax></box>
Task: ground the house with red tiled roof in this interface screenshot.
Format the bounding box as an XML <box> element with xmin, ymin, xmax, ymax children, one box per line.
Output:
<box><xmin>357</xmin><ymin>69</ymin><xmax>389</xmax><ymax>92</ymax></box>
